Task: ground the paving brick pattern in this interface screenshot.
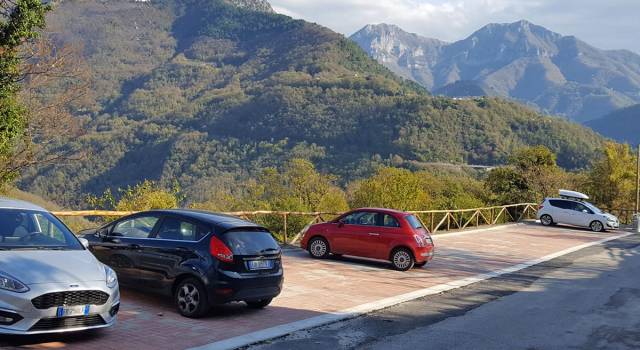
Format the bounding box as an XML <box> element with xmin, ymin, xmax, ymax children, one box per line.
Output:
<box><xmin>0</xmin><ymin>223</ymin><xmax>620</xmax><ymax>349</ymax></box>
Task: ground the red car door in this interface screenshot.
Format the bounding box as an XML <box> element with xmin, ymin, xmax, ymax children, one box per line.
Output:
<box><xmin>332</xmin><ymin>211</ymin><xmax>379</xmax><ymax>257</ymax></box>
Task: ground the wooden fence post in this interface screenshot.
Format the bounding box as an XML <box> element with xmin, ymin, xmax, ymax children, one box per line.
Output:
<box><xmin>283</xmin><ymin>213</ymin><xmax>288</xmax><ymax>244</ymax></box>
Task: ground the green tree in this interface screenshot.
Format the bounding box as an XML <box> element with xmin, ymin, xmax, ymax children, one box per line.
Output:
<box><xmin>0</xmin><ymin>0</ymin><xmax>49</xmax><ymax>184</ymax></box>
<box><xmin>486</xmin><ymin>146</ymin><xmax>569</xmax><ymax>204</ymax></box>
<box><xmin>585</xmin><ymin>142</ymin><xmax>637</xmax><ymax>209</ymax></box>
<box><xmin>349</xmin><ymin>167</ymin><xmax>430</xmax><ymax>210</ymax></box>
<box><xmin>87</xmin><ymin>180</ymin><xmax>181</xmax><ymax>212</ymax></box>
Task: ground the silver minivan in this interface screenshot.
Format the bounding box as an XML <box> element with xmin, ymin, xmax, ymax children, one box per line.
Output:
<box><xmin>537</xmin><ymin>190</ymin><xmax>619</xmax><ymax>232</ymax></box>
<box><xmin>0</xmin><ymin>197</ymin><xmax>120</xmax><ymax>335</ymax></box>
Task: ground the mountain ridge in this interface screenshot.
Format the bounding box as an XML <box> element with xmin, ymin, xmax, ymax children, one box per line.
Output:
<box><xmin>351</xmin><ymin>20</ymin><xmax>640</xmax><ymax>122</ymax></box>
<box><xmin>586</xmin><ymin>104</ymin><xmax>640</xmax><ymax>145</ymax></box>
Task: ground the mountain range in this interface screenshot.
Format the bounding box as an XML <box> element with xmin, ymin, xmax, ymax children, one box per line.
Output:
<box><xmin>586</xmin><ymin>104</ymin><xmax>640</xmax><ymax>145</ymax></box>
<box><xmin>19</xmin><ymin>0</ymin><xmax>606</xmax><ymax>207</ymax></box>
<box><xmin>351</xmin><ymin>21</ymin><xmax>640</xmax><ymax>122</ymax></box>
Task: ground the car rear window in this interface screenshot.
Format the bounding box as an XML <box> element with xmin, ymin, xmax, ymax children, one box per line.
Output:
<box><xmin>221</xmin><ymin>229</ymin><xmax>280</xmax><ymax>255</ymax></box>
<box><xmin>406</xmin><ymin>215</ymin><xmax>423</xmax><ymax>229</ymax></box>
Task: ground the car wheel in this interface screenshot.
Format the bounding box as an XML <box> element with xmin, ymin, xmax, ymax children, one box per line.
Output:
<box><xmin>308</xmin><ymin>237</ymin><xmax>330</xmax><ymax>259</ymax></box>
<box><xmin>175</xmin><ymin>278</ymin><xmax>210</xmax><ymax>318</ymax></box>
<box><xmin>414</xmin><ymin>261</ymin><xmax>427</xmax><ymax>268</ymax></box>
<box><xmin>590</xmin><ymin>220</ymin><xmax>604</xmax><ymax>232</ymax></box>
<box><xmin>246</xmin><ymin>298</ymin><xmax>273</xmax><ymax>309</ymax></box>
<box><xmin>540</xmin><ymin>215</ymin><xmax>553</xmax><ymax>226</ymax></box>
<box><xmin>391</xmin><ymin>248</ymin><xmax>415</xmax><ymax>271</ymax></box>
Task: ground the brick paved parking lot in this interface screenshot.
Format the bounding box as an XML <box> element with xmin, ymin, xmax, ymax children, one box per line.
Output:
<box><xmin>0</xmin><ymin>223</ymin><xmax>630</xmax><ymax>350</ymax></box>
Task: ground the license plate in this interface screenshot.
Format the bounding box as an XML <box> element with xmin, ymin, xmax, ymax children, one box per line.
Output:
<box><xmin>56</xmin><ymin>305</ymin><xmax>90</xmax><ymax>318</ymax></box>
<box><xmin>248</xmin><ymin>259</ymin><xmax>274</xmax><ymax>270</ymax></box>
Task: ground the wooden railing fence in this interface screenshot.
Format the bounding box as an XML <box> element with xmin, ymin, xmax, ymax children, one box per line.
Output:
<box><xmin>53</xmin><ymin>203</ymin><xmax>539</xmax><ymax>244</ymax></box>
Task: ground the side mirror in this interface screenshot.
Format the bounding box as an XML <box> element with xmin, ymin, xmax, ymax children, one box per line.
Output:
<box><xmin>78</xmin><ymin>237</ymin><xmax>90</xmax><ymax>249</ymax></box>
<box><xmin>582</xmin><ymin>209</ymin><xmax>589</xmax><ymax>213</ymax></box>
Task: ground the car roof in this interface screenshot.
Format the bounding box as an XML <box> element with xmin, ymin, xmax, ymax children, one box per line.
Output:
<box><xmin>145</xmin><ymin>209</ymin><xmax>265</xmax><ymax>232</ymax></box>
<box><xmin>546</xmin><ymin>197</ymin><xmax>589</xmax><ymax>202</ymax></box>
<box><xmin>350</xmin><ymin>208</ymin><xmax>411</xmax><ymax>215</ymax></box>
<box><xmin>0</xmin><ymin>197</ymin><xmax>47</xmax><ymax>212</ymax></box>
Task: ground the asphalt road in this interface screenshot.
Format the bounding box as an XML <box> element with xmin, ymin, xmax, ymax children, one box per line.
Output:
<box><xmin>249</xmin><ymin>232</ymin><xmax>640</xmax><ymax>350</ymax></box>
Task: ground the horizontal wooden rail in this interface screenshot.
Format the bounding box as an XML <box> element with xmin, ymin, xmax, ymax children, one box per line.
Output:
<box><xmin>53</xmin><ymin>203</ymin><xmax>539</xmax><ymax>244</ymax></box>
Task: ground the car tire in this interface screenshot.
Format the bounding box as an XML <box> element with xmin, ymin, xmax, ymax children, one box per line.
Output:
<box><xmin>590</xmin><ymin>220</ymin><xmax>605</xmax><ymax>232</ymax></box>
<box><xmin>175</xmin><ymin>278</ymin><xmax>210</xmax><ymax>318</ymax></box>
<box><xmin>540</xmin><ymin>214</ymin><xmax>554</xmax><ymax>226</ymax></box>
<box><xmin>308</xmin><ymin>236</ymin><xmax>330</xmax><ymax>259</ymax></box>
<box><xmin>246</xmin><ymin>298</ymin><xmax>273</xmax><ymax>309</ymax></box>
<box><xmin>414</xmin><ymin>261</ymin><xmax>427</xmax><ymax>268</ymax></box>
<box><xmin>391</xmin><ymin>248</ymin><xmax>415</xmax><ymax>271</ymax></box>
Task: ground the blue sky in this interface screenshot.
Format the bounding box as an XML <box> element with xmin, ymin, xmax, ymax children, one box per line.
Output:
<box><xmin>269</xmin><ymin>0</ymin><xmax>640</xmax><ymax>53</ymax></box>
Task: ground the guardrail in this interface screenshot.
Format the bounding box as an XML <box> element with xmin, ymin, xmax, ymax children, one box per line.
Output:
<box><xmin>601</xmin><ymin>208</ymin><xmax>637</xmax><ymax>225</ymax></box>
<box><xmin>53</xmin><ymin>203</ymin><xmax>538</xmax><ymax>244</ymax></box>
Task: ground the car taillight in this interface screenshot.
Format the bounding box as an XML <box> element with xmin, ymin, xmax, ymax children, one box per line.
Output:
<box><xmin>210</xmin><ymin>236</ymin><xmax>234</xmax><ymax>263</ymax></box>
<box><xmin>538</xmin><ymin>204</ymin><xmax>544</xmax><ymax>210</ymax></box>
<box><xmin>414</xmin><ymin>234</ymin><xmax>433</xmax><ymax>247</ymax></box>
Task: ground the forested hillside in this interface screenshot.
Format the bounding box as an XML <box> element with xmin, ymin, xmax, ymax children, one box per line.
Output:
<box><xmin>19</xmin><ymin>0</ymin><xmax>606</xmax><ymax>207</ymax></box>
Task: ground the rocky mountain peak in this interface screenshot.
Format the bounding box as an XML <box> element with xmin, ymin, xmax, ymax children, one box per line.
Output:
<box><xmin>224</xmin><ymin>0</ymin><xmax>274</xmax><ymax>13</ymax></box>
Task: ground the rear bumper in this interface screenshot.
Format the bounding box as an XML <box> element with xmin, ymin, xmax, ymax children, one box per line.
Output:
<box><xmin>414</xmin><ymin>245</ymin><xmax>435</xmax><ymax>264</ymax></box>
<box><xmin>208</xmin><ymin>268</ymin><xmax>284</xmax><ymax>304</ymax></box>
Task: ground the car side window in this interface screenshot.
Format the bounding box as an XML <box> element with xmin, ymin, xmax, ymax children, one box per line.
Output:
<box><xmin>340</xmin><ymin>213</ymin><xmax>358</xmax><ymax>225</ymax></box>
<box><xmin>551</xmin><ymin>200</ymin><xmax>573</xmax><ymax>210</ymax></box>
<box><xmin>574</xmin><ymin>203</ymin><xmax>593</xmax><ymax>214</ymax></box>
<box><xmin>112</xmin><ymin>216</ymin><xmax>159</xmax><ymax>238</ymax></box>
<box><xmin>341</xmin><ymin>212</ymin><xmax>376</xmax><ymax>226</ymax></box>
<box><xmin>381</xmin><ymin>214</ymin><xmax>400</xmax><ymax>228</ymax></box>
<box><xmin>154</xmin><ymin>217</ymin><xmax>208</xmax><ymax>241</ymax></box>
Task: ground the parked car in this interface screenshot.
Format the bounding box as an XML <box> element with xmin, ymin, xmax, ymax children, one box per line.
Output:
<box><xmin>300</xmin><ymin>208</ymin><xmax>435</xmax><ymax>271</ymax></box>
<box><xmin>0</xmin><ymin>197</ymin><xmax>119</xmax><ymax>335</ymax></box>
<box><xmin>81</xmin><ymin>209</ymin><xmax>283</xmax><ymax>318</ymax></box>
<box><xmin>537</xmin><ymin>190</ymin><xmax>619</xmax><ymax>232</ymax></box>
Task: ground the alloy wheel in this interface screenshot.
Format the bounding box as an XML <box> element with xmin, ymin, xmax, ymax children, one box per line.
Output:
<box><xmin>541</xmin><ymin>215</ymin><xmax>553</xmax><ymax>226</ymax></box>
<box><xmin>177</xmin><ymin>283</ymin><xmax>200</xmax><ymax>314</ymax></box>
<box><xmin>310</xmin><ymin>239</ymin><xmax>327</xmax><ymax>258</ymax></box>
<box><xmin>590</xmin><ymin>221</ymin><xmax>603</xmax><ymax>232</ymax></box>
<box><xmin>393</xmin><ymin>250</ymin><xmax>412</xmax><ymax>270</ymax></box>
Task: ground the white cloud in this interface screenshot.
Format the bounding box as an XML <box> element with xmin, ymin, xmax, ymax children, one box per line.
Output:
<box><xmin>268</xmin><ymin>0</ymin><xmax>640</xmax><ymax>53</ymax></box>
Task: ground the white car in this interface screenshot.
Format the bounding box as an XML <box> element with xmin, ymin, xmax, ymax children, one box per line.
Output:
<box><xmin>537</xmin><ymin>190</ymin><xmax>619</xmax><ymax>232</ymax></box>
<box><xmin>0</xmin><ymin>197</ymin><xmax>120</xmax><ymax>335</ymax></box>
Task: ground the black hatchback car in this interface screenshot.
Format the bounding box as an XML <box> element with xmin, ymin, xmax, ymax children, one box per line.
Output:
<box><xmin>81</xmin><ymin>209</ymin><xmax>283</xmax><ymax>318</ymax></box>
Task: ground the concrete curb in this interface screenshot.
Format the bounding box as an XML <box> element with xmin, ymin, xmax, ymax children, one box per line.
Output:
<box><xmin>188</xmin><ymin>230</ymin><xmax>634</xmax><ymax>350</ymax></box>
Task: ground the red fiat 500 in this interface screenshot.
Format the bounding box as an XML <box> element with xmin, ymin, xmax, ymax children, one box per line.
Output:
<box><xmin>300</xmin><ymin>208</ymin><xmax>435</xmax><ymax>270</ymax></box>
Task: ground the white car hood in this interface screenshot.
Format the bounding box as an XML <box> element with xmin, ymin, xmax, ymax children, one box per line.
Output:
<box><xmin>0</xmin><ymin>250</ymin><xmax>105</xmax><ymax>285</ymax></box>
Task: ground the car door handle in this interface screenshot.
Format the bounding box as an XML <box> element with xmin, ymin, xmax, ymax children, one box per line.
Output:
<box><xmin>128</xmin><ymin>244</ymin><xmax>141</xmax><ymax>250</ymax></box>
<box><xmin>368</xmin><ymin>232</ymin><xmax>380</xmax><ymax>236</ymax></box>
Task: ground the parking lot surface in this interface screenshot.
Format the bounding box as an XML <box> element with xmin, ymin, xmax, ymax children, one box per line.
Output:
<box><xmin>0</xmin><ymin>223</ymin><xmax>630</xmax><ymax>350</ymax></box>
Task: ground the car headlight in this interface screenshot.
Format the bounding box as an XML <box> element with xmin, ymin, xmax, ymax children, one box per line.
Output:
<box><xmin>105</xmin><ymin>265</ymin><xmax>118</xmax><ymax>289</ymax></box>
<box><xmin>0</xmin><ymin>271</ymin><xmax>29</xmax><ymax>293</ymax></box>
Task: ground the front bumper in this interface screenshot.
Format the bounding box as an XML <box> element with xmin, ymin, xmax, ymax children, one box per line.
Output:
<box><xmin>607</xmin><ymin>221</ymin><xmax>620</xmax><ymax>229</ymax></box>
<box><xmin>0</xmin><ymin>281</ymin><xmax>119</xmax><ymax>335</ymax></box>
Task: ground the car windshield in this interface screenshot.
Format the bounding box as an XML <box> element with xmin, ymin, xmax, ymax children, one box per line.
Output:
<box><xmin>585</xmin><ymin>202</ymin><xmax>603</xmax><ymax>214</ymax></box>
<box><xmin>221</xmin><ymin>229</ymin><xmax>280</xmax><ymax>255</ymax></box>
<box><xmin>0</xmin><ymin>209</ymin><xmax>82</xmax><ymax>251</ymax></box>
